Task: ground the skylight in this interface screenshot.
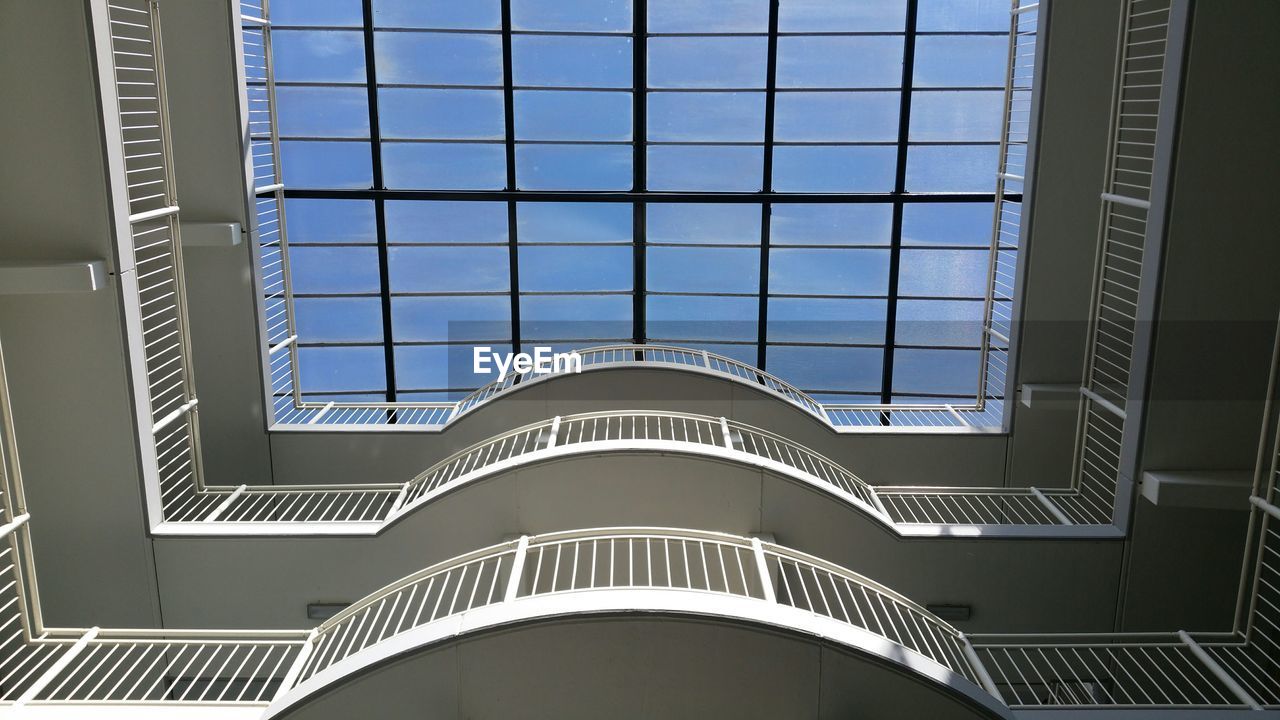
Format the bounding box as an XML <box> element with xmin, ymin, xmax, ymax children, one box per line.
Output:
<box><xmin>267</xmin><ymin>0</ymin><xmax>1015</xmax><ymax>405</ymax></box>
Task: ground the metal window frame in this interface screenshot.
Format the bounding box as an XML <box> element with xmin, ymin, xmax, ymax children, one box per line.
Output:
<box><xmin>256</xmin><ymin>2</ymin><xmax>1033</xmax><ymax>418</ymax></box>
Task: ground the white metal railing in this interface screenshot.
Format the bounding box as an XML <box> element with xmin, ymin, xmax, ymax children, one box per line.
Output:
<box><xmin>265</xmin><ymin>342</ymin><xmax>993</xmax><ymax>434</ymax></box>
<box><xmin>966</xmin><ymin>313</ymin><xmax>1280</xmax><ymax>710</ymax></box>
<box><xmin>238</xmin><ymin>3</ymin><xmax>306</xmax><ymax>434</ymax></box>
<box><xmin>976</xmin><ymin>0</ymin><xmax>1042</xmax><ymax>433</ymax></box>
<box><xmin>0</xmin><ymin>332</ymin><xmax>309</xmax><ymax>708</ymax></box>
<box><xmin>1066</xmin><ymin>0</ymin><xmax>1179</xmax><ymax>525</ymax></box>
<box><xmin>158</xmin><ymin>409</ymin><xmax>1103</xmax><ymax>534</ymax></box>
<box><xmin>969</xmin><ymin>633</ymin><xmax>1258</xmax><ymax>708</ymax></box>
<box><xmin>286</xmin><ymin>528</ymin><xmax>984</xmax><ymax>691</ymax></box>
<box><xmin>96</xmin><ymin>0</ymin><xmax>208</xmax><ymax>527</ymax></box>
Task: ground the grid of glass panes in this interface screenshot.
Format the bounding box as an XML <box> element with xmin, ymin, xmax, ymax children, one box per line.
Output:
<box><xmin>270</xmin><ymin>0</ymin><xmax>1013</xmax><ymax>404</ymax></box>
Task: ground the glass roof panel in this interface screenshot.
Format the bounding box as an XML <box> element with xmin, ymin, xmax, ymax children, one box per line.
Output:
<box><xmin>271</xmin><ymin>0</ymin><xmax>1020</xmax><ymax>404</ymax></box>
<box><xmin>777</xmin><ymin>0</ymin><xmax>906</xmax><ymax>32</ymax></box>
<box><xmin>372</xmin><ymin>0</ymin><xmax>502</xmax><ymax>29</ymax></box>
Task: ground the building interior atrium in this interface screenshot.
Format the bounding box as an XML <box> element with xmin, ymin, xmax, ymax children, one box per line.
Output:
<box><xmin>0</xmin><ymin>0</ymin><xmax>1278</xmax><ymax>717</ymax></box>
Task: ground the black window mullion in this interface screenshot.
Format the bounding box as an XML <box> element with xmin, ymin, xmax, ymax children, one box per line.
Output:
<box><xmin>880</xmin><ymin>0</ymin><xmax>920</xmax><ymax>409</ymax></box>
<box><xmin>756</xmin><ymin>0</ymin><xmax>780</xmax><ymax>370</ymax></box>
<box><xmin>360</xmin><ymin>0</ymin><xmax>397</xmax><ymax>406</ymax></box>
<box><xmin>632</xmin><ymin>0</ymin><xmax>647</xmax><ymax>345</ymax></box>
<box><xmin>500</xmin><ymin>0</ymin><xmax>522</xmax><ymax>357</ymax></box>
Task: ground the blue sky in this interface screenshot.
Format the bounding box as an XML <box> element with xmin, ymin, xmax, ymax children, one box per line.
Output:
<box><xmin>265</xmin><ymin>0</ymin><xmax>1012</xmax><ymax>403</ymax></box>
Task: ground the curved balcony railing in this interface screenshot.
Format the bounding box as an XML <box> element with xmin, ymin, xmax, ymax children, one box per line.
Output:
<box><xmin>270</xmin><ymin>343</ymin><xmax>997</xmax><ymax>434</ymax></box>
<box><xmin>268</xmin><ymin>527</ymin><xmax>1004</xmax><ymax>718</ymax></box>
<box><xmin>160</xmin><ymin>410</ymin><xmax>1097</xmax><ymax>537</ymax></box>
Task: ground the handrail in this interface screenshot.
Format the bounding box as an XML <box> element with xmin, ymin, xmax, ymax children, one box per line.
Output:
<box><xmin>166</xmin><ymin>409</ymin><xmax>1101</xmax><ymax>535</ymax></box>
<box><xmin>282</xmin><ymin>527</ymin><xmax>987</xmax><ymax>700</ymax></box>
<box><xmin>269</xmin><ymin>342</ymin><xmax>992</xmax><ymax>434</ymax></box>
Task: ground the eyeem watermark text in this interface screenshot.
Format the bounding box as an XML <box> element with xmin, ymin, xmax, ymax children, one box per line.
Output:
<box><xmin>473</xmin><ymin>346</ymin><xmax>583</xmax><ymax>376</ymax></box>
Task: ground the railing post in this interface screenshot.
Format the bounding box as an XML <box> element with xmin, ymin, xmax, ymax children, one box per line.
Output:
<box><xmin>15</xmin><ymin>627</ymin><xmax>99</xmax><ymax>705</ymax></box>
<box><xmin>719</xmin><ymin>417</ymin><xmax>734</xmax><ymax>450</ymax></box>
<box><xmin>272</xmin><ymin>628</ymin><xmax>319</xmax><ymax>702</ymax></box>
<box><xmin>151</xmin><ymin>398</ymin><xmax>198</xmax><ymax>435</ymax></box>
<box><xmin>1177</xmin><ymin>631</ymin><xmax>1261</xmax><ymax>710</ymax></box>
<box><xmin>504</xmin><ymin>535</ymin><xmax>530</xmax><ymax>603</ymax></box>
<box><xmin>546</xmin><ymin>416</ymin><xmax>561</xmax><ymax>449</ymax></box>
<box><xmin>203</xmin><ymin>484</ymin><xmax>247</xmax><ymax>522</ymax></box>
<box><xmin>959</xmin><ymin>634</ymin><xmax>1006</xmax><ymax>705</ymax></box>
<box><xmin>306</xmin><ymin>402</ymin><xmax>335</xmax><ymax>425</ymax></box>
<box><xmin>751</xmin><ymin>537</ymin><xmax>776</xmax><ymax>603</ymax></box>
<box><xmin>867</xmin><ymin>489</ymin><xmax>891</xmax><ymax>520</ymax></box>
<box><xmin>387</xmin><ymin>482</ymin><xmax>412</xmax><ymax>515</ymax></box>
<box><xmin>700</xmin><ymin>349</ymin><xmax>711</xmax><ymax>368</ymax></box>
<box><xmin>1029</xmin><ymin>487</ymin><xmax>1074</xmax><ymax>525</ymax></box>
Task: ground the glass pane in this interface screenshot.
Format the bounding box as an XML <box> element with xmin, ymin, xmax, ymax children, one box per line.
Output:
<box><xmin>909</xmin><ymin>91</ymin><xmax>1003</xmax><ymax>141</ymax></box>
<box><xmin>648</xmin><ymin>37</ymin><xmax>767</xmax><ymax>88</ymax></box>
<box><xmin>891</xmin><ymin>348</ymin><xmax>980</xmax><ymax>395</ymax></box>
<box><xmin>777</xmin><ymin>36</ymin><xmax>903</xmax><ymax>88</ymax></box>
<box><xmin>272</xmin><ymin>30</ymin><xmax>365</xmax><ymax>83</ymax></box>
<box><xmin>298</xmin><ymin>347</ymin><xmax>386</xmax><ymax>392</ymax></box>
<box><xmin>772</xmin><ymin>146</ymin><xmax>896</xmax><ymax>192</ymax></box>
<box><xmin>518</xmin><ymin>203</ymin><xmax>632</xmax><ymax>244</ymax></box>
<box><xmin>277</xmin><ymin>87</ymin><xmax>370</xmax><ymax>138</ymax></box>
<box><xmin>647</xmin><ymin>92</ymin><xmax>764</xmax><ymax>142</ymax></box>
<box><xmin>302</xmin><ymin>392</ymin><xmax>388</xmax><ymax>402</ymax></box>
<box><xmin>895</xmin><ymin>299</ymin><xmax>984</xmax><ymax>347</ymax></box>
<box><xmin>901</xmin><ymin>203</ymin><xmax>993</xmax><ymax>246</ymax></box>
<box><xmin>519</xmin><ymin>246</ymin><xmax>633</xmax><ymax>291</ymax></box>
<box><xmin>391</xmin><ymin>296</ymin><xmax>511</xmax><ymax>341</ymax></box>
<box><xmin>375</xmin><ymin>32</ymin><xmax>503</xmax><ymax>86</ymax></box>
<box><xmin>284</xmin><ymin>199</ymin><xmax>376</xmax><ymax>244</ymax></box>
<box><xmin>512</xmin><ymin>36</ymin><xmax>632</xmax><ymax>88</ymax></box>
<box><xmin>679</xmin><ymin>342</ymin><xmax>758</xmax><ymax>367</ymax></box>
<box><xmin>647</xmin><ymin>247</ymin><xmax>759</xmax><ymax>293</ymax></box>
<box><xmin>515</xmin><ymin>145</ymin><xmax>633</xmax><ymax>190</ymax></box>
<box><xmin>514</xmin><ymin>0</ymin><xmax>631</xmax><ymax>31</ymax></box>
<box><xmin>769</xmin><ymin>249</ymin><xmax>890</xmax><ymax>295</ymax></box>
<box><xmin>281</xmin><ymin>141</ymin><xmax>372</xmax><ymax>188</ymax></box>
<box><xmin>648</xmin><ymin>146</ymin><xmax>763</xmax><ymax>191</ymax></box>
<box><xmin>913</xmin><ymin>35</ymin><xmax>1008</xmax><ymax>87</ymax></box>
<box><xmin>379</xmin><ymin>89</ymin><xmax>504</xmax><ymax>139</ymax></box>
<box><xmin>384</xmin><ymin>201</ymin><xmax>508</xmax><ymax>244</ymax></box>
<box><xmin>917</xmin><ymin>0</ymin><xmax>1008</xmax><ymax>31</ymax></box>
<box><xmin>647</xmin><ymin>295</ymin><xmax>757</xmax><ymax>342</ymax></box>
<box><xmin>294</xmin><ymin>298</ymin><xmax>384</xmax><ymax>342</ymax></box>
<box><xmin>382</xmin><ymin>142</ymin><xmax>506</xmax><ymax>189</ymax></box>
<box><xmin>766</xmin><ymin>346</ymin><xmax>882</xmax><ymax>392</ymax></box>
<box><xmin>648</xmin><ymin>0</ymin><xmax>768</xmax><ymax>32</ymax></box>
<box><xmin>289</xmin><ymin>246</ymin><xmax>381</xmax><ymax>293</ymax></box>
<box><xmin>778</xmin><ymin>0</ymin><xmax>906</xmax><ymax>32</ymax></box>
<box><xmin>905</xmin><ymin>145</ymin><xmax>998</xmax><ymax>192</ymax></box>
<box><xmin>272</xmin><ymin>0</ymin><xmax>363</xmax><ymax>26</ymax></box>
<box><xmin>774</xmin><ymin>92</ymin><xmax>899</xmax><ymax>142</ymax></box>
<box><xmin>898</xmin><ymin>248</ymin><xmax>990</xmax><ymax>297</ymax></box>
<box><xmin>396</xmin><ymin>345</ymin><xmax>500</xmax><ymax>390</ymax></box>
<box><xmin>515</xmin><ymin>91</ymin><xmax>632</xmax><ymax>141</ymax></box>
<box><xmin>520</xmin><ymin>295</ymin><xmax>631</xmax><ymax>340</ymax></box>
<box><xmin>647</xmin><ymin>204</ymin><xmax>761</xmax><ymax>245</ymax></box>
<box><xmin>767</xmin><ymin>298</ymin><xmax>886</xmax><ymax>344</ymax></box>
<box><xmin>373</xmin><ymin>0</ymin><xmax>501</xmax><ymax>29</ymax></box>
<box><xmin>388</xmin><ymin>246</ymin><xmax>510</xmax><ymax>291</ymax></box>
<box><xmin>770</xmin><ymin>204</ymin><xmax>893</xmax><ymax>245</ymax></box>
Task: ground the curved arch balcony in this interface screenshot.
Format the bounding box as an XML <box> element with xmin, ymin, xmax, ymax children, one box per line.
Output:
<box><xmin>157</xmin><ymin>410</ymin><xmax>1110</xmax><ymax>538</ymax></box>
<box><xmin>270</xmin><ymin>344</ymin><xmax>1001</xmax><ymax>434</ymax></box>
<box><xmin>264</xmin><ymin>527</ymin><xmax>1011</xmax><ymax>720</ymax></box>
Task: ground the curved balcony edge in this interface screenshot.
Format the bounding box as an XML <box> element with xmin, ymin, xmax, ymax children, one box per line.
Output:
<box><xmin>261</xmin><ymin>527</ymin><xmax>1013</xmax><ymax>720</ymax></box>
<box><xmin>156</xmin><ymin>411</ymin><xmax>1116</xmax><ymax>538</ymax></box>
<box><xmin>269</xmin><ymin>344</ymin><xmax>1003</xmax><ymax>435</ymax></box>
